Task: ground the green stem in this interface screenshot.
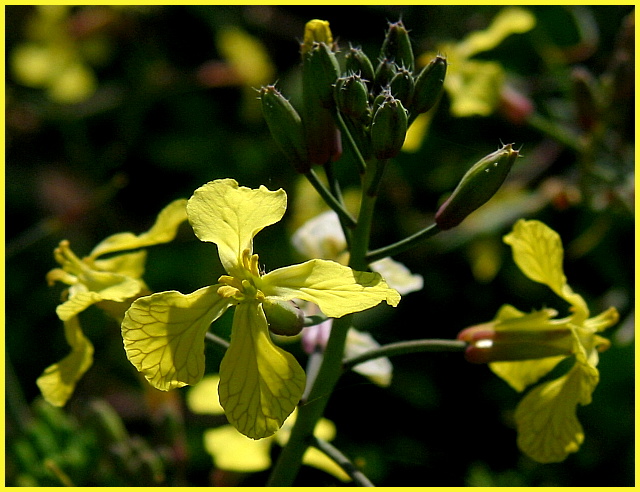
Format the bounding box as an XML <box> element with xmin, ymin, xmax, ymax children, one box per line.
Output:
<box><xmin>305</xmin><ymin>168</ymin><xmax>356</xmax><ymax>228</ymax></box>
<box><xmin>333</xmin><ymin>108</ymin><xmax>368</xmax><ymax>175</ymax></box>
<box><xmin>343</xmin><ymin>339</ymin><xmax>467</xmax><ymax>372</ymax></box>
<box><xmin>366</xmin><ymin>222</ymin><xmax>441</xmax><ymax>264</ymax></box>
<box><xmin>526</xmin><ymin>112</ymin><xmax>585</xmax><ymax>153</ymax></box>
<box><xmin>267</xmin><ymin>314</ymin><xmax>353</xmax><ymax>486</ymax></box>
<box><xmin>310</xmin><ymin>436</ymin><xmax>375</xmax><ymax>486</ymax></box>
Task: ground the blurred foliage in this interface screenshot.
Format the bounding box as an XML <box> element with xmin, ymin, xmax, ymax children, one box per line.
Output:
<box><xmin>5</xmin><ymin>5</ymin><xmax>634</xmax><ymax>486</ymax></box>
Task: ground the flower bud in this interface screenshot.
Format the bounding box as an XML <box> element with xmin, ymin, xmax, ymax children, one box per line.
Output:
<box><xmin>302</xmin><ymin>42</ymin><xmax>342</xmax><ymax>166</ymax></box>
<box><xmin>345</xmin><ymin>45</ymin><xmax>375</xmax><ymax>85</ymax></box>
<box><xmin>380</xmin><ymin>20</ymin><xmax>415</xmax><ymax>72</ymax></box>
<box><xmin>260</xmin><ymin>85</ymin><xmax>309</xmax><ymax>173</ymax></box>
<box><xmin>263</xmin><ymin>299</ymin><xmax>305</xmax><ymax>337</ymax></box>
<box><xmin>303</xmin><ymin>42</ymin><xmax>341</xmax><ymax>108</ymax></box>
<box><xmin>457</xmin><ymin>323</ymin><xmax>575</xmax><ymax>364</ymax></box>
<box><xmin>389</xmin><ymin>67</ymin><xmax>414</xmax><ymax>107</ymax></box>
<box><xmin>435</xmin><ymin>143</ymin><xmax>519</xmax><ymax>230</ymax></box>
<box><xmin>335</xmin><ymin>74</ymin><xmax>370</xmax><ymax>121</ymax></box>
<box><xmin>411</xmin><ymin>54</ymin><xmax>447</xmax><ymax>115</ymax></box>
<box><xmin>370</xmin><ymin>95</ymin><xmax>408</xmax><ymax>159</ymax></box>
<box><xmin>301</xmin><ymin>19</ymin><xmax>333</xmax><ymax>56</ymax></box>
<box><xmin>374</xmin><ymin>58</ymin><xmax>398</xmax><ymax>91</ymax></box>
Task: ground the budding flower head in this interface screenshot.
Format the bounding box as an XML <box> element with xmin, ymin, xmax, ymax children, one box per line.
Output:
<box><xmin>370</xmin><ymin>94</ymin><xmax>408</xmax><ymax>160</ymax></box>
<box><xmin>435</xmin><ymin>143</ymin><xmax>519</xmax><ymax>230</ymax></box>
<box><xmin>301</xmin><ymin>19</ymin><xmax>333</xmax><ymax>55</ymax></box>
<box><xmin>260</xmin><ymin>85</ymin><xmax>309</xmax><ymax>173</ymax></box>
<box><xmin>345</xmin><ymin>45</ymin><xmax>375</xmax><ymax>85</ymax></box>
<box><xmin>335</xmin><ymin>74</ymin><xmax>370</xmax><ymax>121</ymax></box>
<box><xmin>380</xmin><ymin>20</ymin><xmax>415</xmax><ymax>72</ymax></box>
<box><xmin>411</xmin><ymin>54</ymin><xmax>447</xmax><ymax>115</ymax></box>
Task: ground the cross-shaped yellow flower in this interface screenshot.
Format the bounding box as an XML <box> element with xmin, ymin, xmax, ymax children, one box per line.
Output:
<box><xmin>459</xmin><ymin>219</ymin><xmax>619</xmax><ymax>463</ymax></box>
<box><xmin>121</xmin><ymin>179</ymin><xmax>400</xmax><ymax>439</ymax></box>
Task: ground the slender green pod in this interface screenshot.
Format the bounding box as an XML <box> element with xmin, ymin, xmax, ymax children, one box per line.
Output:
<box><xmin>435</xmin><ymin>143</ymin><xmax>519</xmax><ymax>230</ymax></box>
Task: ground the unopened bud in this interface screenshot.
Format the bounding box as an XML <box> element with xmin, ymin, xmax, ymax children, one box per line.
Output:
<box><xmin>411</xmin><ymin>55</ymin><xmax>447</xmax><ymax>115</ymax></box>
<box><xmin>380</xmin><ymin>20</ymin><xmax>415</xmax><ymax>72</ymax></box>
<box><xmin>335</xmin><ymin>74</ymin><xmax>370</xmax><ymax>121</ymax></box>
<box><xmin>301</xmin><ymin>19</ymin><xmax>333</xmax><ymax>56</ymax></box>
<box><xmin>389</xmin><ymin>67</ymin><xmax>414</xmax><ymax>107</ymax></box>
<box><xmin>374</xmin><ymin>58</ymin><xmax>398</xmax><ymax>91</ymax></box>
<box><xmin>370</xmin><ymin>95</ymin><xmax>408</xmax><ymax>159</ymax></box>
<box><xmin>263</xmin><ymin>299</ymin><xmax>305</xmax><ymax>336</ymax></box>
<box><xmin>345</xmin><ymin>46</ymin><xmax>375</xmax><ymax>85</ymax></box>
<box><xmin>260</xmin><ymin>85</ymin><xmax>309</xmax><ymax>173</ymax></box>
<box><xmin>435</xmin><ymin>143</ymin><xmax>519</xmax><ymax>230</ymax></box>
<box><xmin>302</xmin><ymin>42</ymin><xmax>342</xmax><ymax>166</ymax></box>
<box><xmin>303</xmin><ymin>42</ymin><xmax>341</xmax><ymax>108</ymax></box>
<box><xmin>457</xmin><ymin>323</ymin><xmax>574</xmax><ymax>364</ymax></box>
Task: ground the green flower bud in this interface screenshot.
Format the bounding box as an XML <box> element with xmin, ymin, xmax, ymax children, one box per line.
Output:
<box><xmin>389</xmin><ymin>67</ymin><xmax>414</xmax><ymax>107</ymax></box>
<box><xmin>374</xmin><ymin>58</ymin><xmax>398</xmax><ymax>91</ymax></box>
<box><xmin>435</xmin><ymin>143</ymin><xmax>519</xmax><ymax>230</ymax></box>
<box><xmin>411</xmin><ymin>54</ymin><xmax>447</xmax><ymax>115</ymax></box>
<box><xmin>263</xmin><ymin>299</ymin><xmax>305</xmax><ymax>336</ymax></box>
<box><xmin>380</xmin><ymin>20</ymin><xmax>415</xmax><ymax>72</ymax></box>
<box><xmin>345</xmin><ymin>45</ymin><xmax>375</xmax><ymax>85</ymax></box>
<box><xmin>302</xmin><ymin>41</ymin><xmax>342</xmax><ymax>166</ymax></box>
<box><xmin>303</xmin><ymin>42</ymin><xmax>341</xmax><ymax>109</ymax></box>
<box><xmin>335</xmin><ymin>74</ymin><xmax>370</xmax><ymax>121</ymax></box>
<box><xmin>260</xmin><ymin>85</ymin><xmax>309</xmax><ymax>173</ymax></box>
<box><xmin>370</xmin><ymin>95</ymin><xmax>408</xmax><ymax>159</ymax></box>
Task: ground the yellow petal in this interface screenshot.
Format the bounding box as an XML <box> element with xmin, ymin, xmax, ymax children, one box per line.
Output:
<box><xmin>369</xmin><ymin>257</ymin><xmax>423</xmax><ymax>295</ymax></box>
<box><xmin>303</xmin><ymin>447</ymin><xmax>351</xmax><ymax>482</ymax></box>
<box><xmin>345</xmin><ymin>328</ymin><xmax>393</xmax><ymax>387</ymax></box>
<box><xmin>218</xmin><ymin>301</ymin><xmax>305</xmax><ymax>439</ymax></box>
<box><xmin>514</xmin><ymin>361</ymin><xmax>598</xmax><ymax>463</ymax></box>
<box><xmin>504</xmin><ymin>220</ymin><xmax>588</xmax><ymax>318</ymax></box>
<box><xmin>36</xmin><ymin>316</ymin><xmax>94</xmax><ymax>407</ymax></box>
<box><xmin>456</xmin><ymin>7</ymin><xmax>536</xmax><ymax>58</ymax></box>
<box><xmin>121</xmin><ymin>286</ymin><xmax>231</xmax><ymax>391</ymax></box>
<box><xmin>203</xmin><ymin>425</ymin><xmax>273</xmax><ymax>472</ymax></box>
<box><xmin>447</xmin><ymin>60</ymin><xmax>504</xmax><ymax>117</ymax></box>
<box><xmin>187</xmin><ymin>374</ymin><xmax>225</xmax><ymax>415</ymax></box>
<box><xmin>489</xmin><ymin>305</ymin><xmax>566</xmax><ymax>391</ymax></box>
<box><xmin>89</xmin><ymin>199</ymin><xmax>188</xmax><ymax>259</ymax></box>
<box><xmin>261</xmin><ymin>259</ymin><xmax>400</xmax><ymax>318</ymax></box>
<box><xmin>187</xmin><ymin>179</ymin><xmax>286</xmax><ymax>276</ymax></box>
<box><xmin>56</xmin><ymin>273</ymin><xmax>143</xmax><ymax>321</ymax></box>
<box><xmin>92</xmin><ymin>250</ymin><xmax>147</xmax><ymax>279</ymax></box>
<box><xmin>217</xmin><ymin>26</ymin><xmax>275</xmax><ymax>88</ymax></box>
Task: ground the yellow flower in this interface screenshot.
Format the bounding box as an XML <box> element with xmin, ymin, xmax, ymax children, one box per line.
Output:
<box><xmin>121</xmin><ymin>179</ymin><xmax>400</xmax><ymax>439</ymax></box>
<box><xmin>187</xmin><ymin>374</ymin><xmax>350</xmax><ymax>481</ymax></box>
<box><xmin>39</xmin><ymin>199</ymin><xmax>187</xmax><ymax>406</ymax></box>
<box><xmin>459</xmin><ymin>219</ymin><xmax>618</xmax><ymax>463</ymax></box>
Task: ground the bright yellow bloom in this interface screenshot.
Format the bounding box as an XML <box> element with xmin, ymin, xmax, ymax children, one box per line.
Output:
<box><xmin>39</xmin><ymin>199</ymin><xmax>188</xmax><ymax>406</ymax></box>
<box><xmin>460</xmin><ymin>219</ymin><xmax>618</xmax><ymax>463</ymax></box>
<box><xmin>121</xmin><ymin>179</ymin><xmax>400</xmax><ymax>439</ymax></box>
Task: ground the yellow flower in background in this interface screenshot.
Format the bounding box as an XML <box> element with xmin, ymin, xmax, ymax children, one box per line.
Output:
<box><xmin>187</xmin><ymin>375</ymin><xmax>350</xmax><ymax>481</ymax></box>
<box><xmin>459</xmin><ymin>219</ymin><xmax>618</xmax><ymax>463</ymax></box>
<box><xmin>121</xmin><ymin>179</ymin><xmax>400</xmax><ymax>439</ymax></box>
<box><xmin>10</xmin><ymin>5</ymin><xmax>97</xmax><ymax>104</ymax></box>
<box><xmin>404</xmin><ymin>7</ymin><xmax>535</xmax><ymax>152</ymax></box>
<box><xmin>39</xmin><ymin>199</ymin><xmax>188</xmax><ymax>406</ymax></box>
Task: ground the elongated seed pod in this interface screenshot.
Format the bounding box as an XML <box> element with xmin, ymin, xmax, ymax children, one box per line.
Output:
<box><xmin>435</xmin><ymin>144</ymin><xmax>519</xmax><ymax>230</ymax></box>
